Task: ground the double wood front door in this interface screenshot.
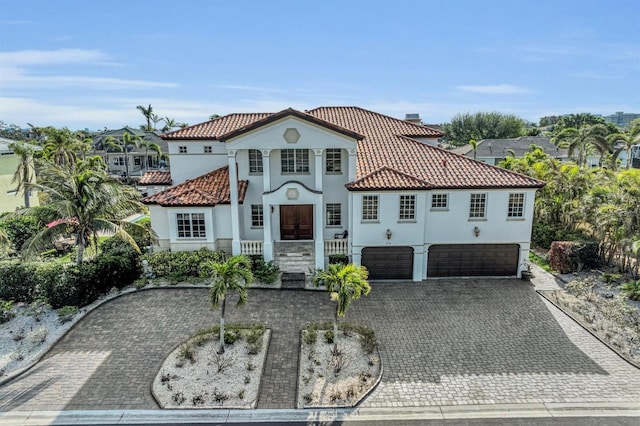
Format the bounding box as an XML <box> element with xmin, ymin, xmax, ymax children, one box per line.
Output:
<box><xmin>280</xmin><ymin>205</ymin><xmax>313</xmax><ymax>240</ymax></box>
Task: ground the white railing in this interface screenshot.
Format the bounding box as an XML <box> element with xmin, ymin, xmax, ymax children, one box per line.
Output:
<box><xmin>324</xmin><ymin>239</ymin><xmax>348</xmax><ymax>255</ymax></box>
<box><xmin>240</xmin><ymin>240</ymin><xmax>264</xmax><ymax>255</ymax></box>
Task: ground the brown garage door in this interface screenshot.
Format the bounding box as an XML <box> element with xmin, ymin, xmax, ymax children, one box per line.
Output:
<box><xmin>361</xmin><ymin>246</ymin><xmax>413</xmax><ymax>280</ymax></box>
<box><xmin>427</xmin><ymin>244</ymin><xmax>519</xmax><ymax>277</ymax></box>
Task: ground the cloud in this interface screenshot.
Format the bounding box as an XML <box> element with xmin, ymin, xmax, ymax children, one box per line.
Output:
<box><xmin>0</xmin><ymin>48</ymin><xmax>108</xmax><ymax>66</ymax></box>
<box><xmin>456</xmin><ymin>84</ymin><xmax>531</xmax><ymax>95</ymax></box>
<box><xmin>0</xmin><ymin>73</ymin><xmax>177</xmax><ymax>90</ymax></box>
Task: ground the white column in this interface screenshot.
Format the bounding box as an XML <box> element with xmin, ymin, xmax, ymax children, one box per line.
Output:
<box><xmin>347</xmin><ymin>191</ymin><xmax>353</xmax><ymax>259</ymax></box>
<box><xmin>263</xmin><ymin>199</ymin><xmax>273</xmax><ymax>261</ymax></box>
<box><xmin>314</xmin><ymin>199</ymin><xmax>324</xmax><ymax>270</ymax></box>
<box><xmin>413</xmin><ymin>245</ymin><xmax>424</xmax><ymax>282</ymax></box>
<box><xmin>347</xmin><ymin>148</ymin><xmax>357</xmax><ymax>182</ymax></box>
<box><xmin>228</xmin><ymin>150</ymin><xmax>241</xmax><ymax>255</ymax></box>
<box><xmin>262</xmin><ymin>149</ymin><xmax>271</xmax><ymax>193</ymax></box>
<box><xmin>314</xmin><ymin>149</ymin><xmax>323</xmax><ymax>191</ymax></box>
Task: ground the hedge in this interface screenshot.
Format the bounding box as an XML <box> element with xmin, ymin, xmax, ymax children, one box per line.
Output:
<box><xmin>0</xmin><ymin>236</ymin><xmax>141</xmax><ymax>308</ymax></box>
<box><xmin>549</xmin><ymin>240</ymin><xmax>600</xmax><ymax>273</ymax></box>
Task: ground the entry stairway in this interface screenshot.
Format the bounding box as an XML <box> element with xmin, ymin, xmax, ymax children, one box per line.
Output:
<box><xmin>274</xmin><ymin>241</ymin><xmax>315</xmax><ymax>275</ymax></box>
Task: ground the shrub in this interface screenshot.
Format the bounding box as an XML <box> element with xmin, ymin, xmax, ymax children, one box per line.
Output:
<box><xmin>0</xmin><ymin>214</ymin><xmax>42</xmax><ymax>253</ymax></box>
<box><xmin>250</xmin><ymin>256</ymin><xmax>280</xmax><ymax>284</ymax></box>
<box><xmin>0</xmin><ymin>299</ymin><xmax>14</xmax><ymax>323</ymax></box>
<box><xmin>224</xmin><ymin>330</ymin><xmax>238</xmax><ymax>345</ymax></box>
<box><xmin>0</xmin><ymin>261</ymin><xmax>40</xmax><ymax>303</ymax></box>
<box><xmin>324</xmin><ymin>330</ymin><xmax>334</xmax><ymax>344</ymax></box>
<box><xmin>621</xmin><ymin>279</ymin><xmax>640</xmax><ymax>301</ymax></box>
<box><xmin>57</xmin><ymin>305</ymin><xmax>79</xmax><ymax>323</ymax></box>
<box><xmin>532</xmin><ymin>222</ymin><xmax>591</xmax><ymax>249</ymax></box>
<box><xmin>141</xmin><ymin>248</ymin><xmax>225</xmax><ymax>280</ymax></box>
<box><xmin>549</xmin><ymin>240</ymin><xmax>600</xmax><ymax>273</ymax></box>
<box><xmin>328</xmin><ymin>254</ymin><xmax>349</xmax><ymax>265</ymax></box>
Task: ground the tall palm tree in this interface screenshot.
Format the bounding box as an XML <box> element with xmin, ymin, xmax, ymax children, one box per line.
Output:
<box><xmin>161</xmin><ymin>117</ymin><xmax>178</xmax><ymax>133</ymax></box>
<box><xmin>139</xmin><ymin>140</ymin><xmax>162</xmax><ymax>170</ymax></box>
<box><xmin>21</xmin><ymin>160</ymin><xmax>146</xmax><ymax>264</ymax></box>
<box><xmin>150</xmin><ymin>113</ymin><xmax>163</xmax><ymax>131</ymax></box>
<box><xmin>42</xmin><ymin>127</ymin><xmax>82</xmax><ymax>167</ymax></box>
<box><xmin>136</xmin><ymin>104</ymin><xmax>153</xmax><ymax>131</ymax></box>
<box><xmin>105</xmin><ymin>132</ymin><xmax>141</xmax><ymax>178</ymax></box>
<box><xmin>552</xmin><ymin>124</ymin><xmax>609</xmax><ymax>167</ymax></box>
<box><xmin>607</xmin><ymin>119</ymin><xmax>640</xmax><ymax>170</ymax></box>
<box><xmin>312</xmin><ymin>263</ymin><xmax>371</xmax><ymax>349</ymax></box>
<box><xmin>208</xmin><ymin>255</ymin><xmax>253</xmax><ymax>354</ymax></box>
<box><xmin>9</xmin><ymin>142</ymin><xmax>36</xmax><ymax>208</ymax></box>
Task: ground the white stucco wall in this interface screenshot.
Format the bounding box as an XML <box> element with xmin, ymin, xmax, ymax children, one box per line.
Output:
<box><xmin>168</xmin><ymin>140</ymin><xmax>227</xmax><ymax>183</ymax></box>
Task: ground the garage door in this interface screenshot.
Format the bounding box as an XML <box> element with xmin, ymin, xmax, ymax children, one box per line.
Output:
<box><xmin>361</xmin><ymin>246</ymin><xmax>413</xmax><ymax>280</ymax></box>
<box><xmin>427</xmin><ymin>244</ymin><xmax>519</xmax><ymax>277</ymax></box>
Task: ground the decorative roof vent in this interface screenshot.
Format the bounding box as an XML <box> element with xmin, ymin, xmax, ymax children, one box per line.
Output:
<box><xmin>283</xmin><ymin>128</ymin><xmax>300</xmax><ymax>144</ymax></box>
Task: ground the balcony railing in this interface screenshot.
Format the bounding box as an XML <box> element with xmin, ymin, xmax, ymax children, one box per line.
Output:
<box><xmin>240</xmin><ymin>240</ymin><xmax>263</xmax><ymax>255</ymax></box>
<box><xmin>324</xmin><ymin>239</ymin><xmax>348</xmax><ymax>255</ymax></box>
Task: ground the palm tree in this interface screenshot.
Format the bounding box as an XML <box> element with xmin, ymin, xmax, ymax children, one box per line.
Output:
<box><xmin>139</xmin><ymin>140</ymin><xmax>162</xmax><ymax>171</ymax></box>
<box><xmin>41</xmin><ymin>127</ymin><xmax>82</xmax><ymax>167</ymax></box>
<box><xmin>469</xmin><ymin>139</ymin><xmax>478</xmax><ymax>160</ymax></box>
<box><xmin>105</xmin><ymin>132</ymin><xmax>141</xmax><ymax>178</ymax></box>
<box><xmin>150</xmin><ymin>113</ymin><xmax>163</xmax><ymax>131</ymax></box>
<box><xmin>552</xmin><ymin>124</ymin><xmax>609</xmax><ymax>167</ymax></box>
<box><xmin>208</xmin><ymin>255</ymin><xmax>253</xmax><ymax>354</ymax></box>
<box><xmin>607</xmin><ymin>119</ymin><xmax>640</xmax><ymax>170</ymax></box>
<box><xmin>21</xmin><ymin>160</ymin><xmax>146</xmax><ymax>264</ymax></box>
<box><xmin>161</xmin><ymin>117</ymin><xmax>178</xmax><ymax>133</ymax></box>
<box><xmin>9</xmin><ymin>142</ymin><xmax>36</xmax><ymax>208</ymax></box>
<box><xmin>312</xmin><ymin>263</ymin><xmax>371</xmax><ymax>349</ymax></box>
<box><xmin>137</xmin><ymin>104</ymin><xmax>153</xmax><ymax>131</ymax></box>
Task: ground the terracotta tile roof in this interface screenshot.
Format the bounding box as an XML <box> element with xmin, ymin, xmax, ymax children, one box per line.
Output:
<box><xmin>160</xmin><ymin>106</ymin><xmax>544</xmax><ymax>190</ymax></box>
<box><xmin>219</xmin><ymin>108</ymin><xmax>364</xmax><ymax>141</ymax></box>
<box><xmin>346</xmin><ymin>166</ymin><xmax>432</xmax><ymax>190</ymax></box>
<box><xmin>162</xmin><ymin>113</ymin><xmax>272</xmax><ymax>139</ymax></box>
<box><xmin>138</xmin><ymin>170</ymin><xmax>172</xmax><ymax>186</ymax></box>
<box><xmin>142</xmin><ymin>166</ymin><xmax>247</xmax><ymax>207</ymax></box>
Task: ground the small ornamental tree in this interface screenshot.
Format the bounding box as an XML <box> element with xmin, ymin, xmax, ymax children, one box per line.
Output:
<box><xmin>313</xmin><ymin>263</ymin><xmax>371</xmax><ymax>349</ymax></box>
<box><xmin>208</xmin><ymin>255</ymin><xmax>253</xmax><ymax>354</ymax></box>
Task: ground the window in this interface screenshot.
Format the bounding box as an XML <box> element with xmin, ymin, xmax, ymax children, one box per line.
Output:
<box><xmin>178</xmin><ymin>146</ymin><xmax>187</xmax><ymax>153</ymax></box>
<box><xmin>399</xmin><ymin>195</ymin><xmax>416</xmax><ymax>220</ymax></box>
<box><xmin>251</xmin><ymin>205</ymin><xmax>264</xmax><ymax>227</ymax></box>
<box><xmin>362</xmin><ymin>195</ymin><xmax>379</xmax><ymax>221</ymax></box>
<box><xmin>281</xmin><ymin>149</ymin><xmax>309</xmax><ymax>173</ymax></box>
<box><xmin>431</xmin><ymin>193</ymin><xmax>448</xmax><ymax>209</ymax></box>
<box><xmin>113</xmin><ymin>157</ymin><xmax>125</xmax><ymax>166</ymax></box>
<box><xmin>325</xmin><ymin>149</ymin><xmax>342</xmax><ymax>173</ymax></box>
<box><xmin>469</xmin><ymin>193</ymin><xmax>487</xmax><ymax>219</ymax></box>
<box><xmin>204</xmin><ymin>146</ymin><xmax>212</xmax><ymax>153</ymax></box>
<box><xmin>176</xmin><ymin>213</ymin><xmax>206</xmax><ymax>238</ymax></box>
<box><xmin>134</xmin><ymin>157</ymin><xmax>142</xmax><ymax>166</ymax></box>
<box><xmin>508</xmin><ymin>193</ymin><xmax>525</xmax><ymax>218</ymax></box>
<box><xmin>249</xmin><ymin>149</ymin><xmax>263</xmax><ymax>173</ymax></box>
<box><xmin>326</xmin><ymin>203</ymin><xmax>341</xmax><ymax>226</ymax></box>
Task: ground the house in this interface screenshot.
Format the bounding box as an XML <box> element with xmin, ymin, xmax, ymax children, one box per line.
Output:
<box><xmin>452</xmin><ymin>136</ymin><xmax>600</xmax><ymax>167</ymax></box>
<box><xmin>92</xmin><ymin>127</ymin><xmax>168</xmax><ymax>177</ymax></box>
<box><xmin>143</xmin><ymin>107</ymin><xmax>544</xmax><ymax>281</ymax></box>
<box><xmin>0</xmin><ymin>137</ymin><xmax>40</xmax><ymax>213</ymax></box>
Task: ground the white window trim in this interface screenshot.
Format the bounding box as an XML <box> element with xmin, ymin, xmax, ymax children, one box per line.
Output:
<box><xmin>176</xmin><ymin>212</ymin><xmax>206</xmax><ymax>239</ymax></box>
<box><xmin>249</xmin><ymin>149</ymin><xmax>264</xmax><ymax>174</ymax></box>
<box><xmin>361</xmin><ymin>194</ymin><xmax>380</xmax><ymax>223</ymax></box>
<box><xmin>325</xmin><ymin>148</ymin><xmax>342</xmax><ymax>174</ymax></box>
<box><xmin>468</xmin><ymin>193</ymin><xmax>488</xmax><ymax>221</ymax></box>
<box><xmin>430</xmin><ymin>193</ymin><xmax>449</xmax><ymax>211</ymax></box>
<box><xmin>281</xmin><ymin>149</ymin><xmax>310</xmax><ymax>174</ymax></box>
<box><xmin>507</xmin><ymin>192</ymin><xmax>526</xmax><ymax>220</ymax></box>
<box><xmin>398</xmin><ymin>194</ymin><xmax>417</xmax><ymax>222</ymax></box>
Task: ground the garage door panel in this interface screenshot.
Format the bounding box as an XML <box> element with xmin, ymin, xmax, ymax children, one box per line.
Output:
<box><xmin>427</xmin><ymin>244</ymin><xmax>519</xmax><ymax>277</ymax></box>
<box><xmin>362</xmin><ymin>246</ymin><xmax>413</xmax><ymax>280</ymax></box>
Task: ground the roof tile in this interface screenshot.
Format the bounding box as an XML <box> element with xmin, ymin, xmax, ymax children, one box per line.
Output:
<box><xmin>139</xmin><ymin>170</ymin><xmax>172</xmax><ymax>185</ymax></box>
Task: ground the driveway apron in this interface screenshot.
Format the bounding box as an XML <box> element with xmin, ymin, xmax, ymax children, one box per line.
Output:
<box><xmin>1</xmin><ymin>280</ymin><xmax>639</xmax><ymax>411</ymax></box>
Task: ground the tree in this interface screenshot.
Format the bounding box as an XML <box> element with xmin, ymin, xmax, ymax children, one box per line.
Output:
<box><xmin>208</xmin><ymin>255</ymin><xmax>253</xmax><ymax>354</ymax></box>
<box><xmin>105</xmin><ymin>132</ymin><xmax>141</xmax><ymax>178</ymax></box>
<box><xmin>161</xmin><ymin>117</ymin><xmax>178</xmax><ymax>133</ymax></box>
<box><xmin>607</xmin><ymin>118</ymin><xmax>640</xmax><ymax>170</ymax></box>
<box><xmin>8</xmin><ymin>142</ymin><xmax>36</xmax><ymax>208</ymax></box>
<box><xmin>20</xmin><ymin>160</ymin><xmax>147</xmax><ymax>264</ymax></box>
<box><xmin>139</xmin><ymin>140</ymin><xmax>162</xmax><ymax>171</ymax></box>
<box><xmin>41</xmin><ymin>127</ymin><xmax>84</xmax><ymax>167</ymax></box>
<box><xmin>552</xmin><ymin>113</ymin><xmax>606</xmax><ymax>135</ymax></box>
<box><xmin>137</xmin><ymin>104</ymin><xmax>154</xmax><ymax>131</ymax></box>
<box><xmin>312</xmin><ymin>263</ymin><xmax>371</xmax><ymax>349</ymax></box>
<box><xmin>551</xmin><ymin>124</ymin><xmax>609</xmax><ymax>167</ymax></box>
<box><xmin>150</xmin><ymin>113</ymin><xmax>163</xmax><ymax>131</ymax></box>
<box><xmin>469</xmin><ymin>139</ymin><xmax>478</xmax><ymax>160</ymax></box>
<box><xmin>443</xmin><ymin>112</ymin><xmax>525</xmax><ymax>146</ymax></box>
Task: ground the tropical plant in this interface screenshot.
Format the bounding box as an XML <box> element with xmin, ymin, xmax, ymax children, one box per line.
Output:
<box><xmin>8</xmin><ymin>142</ymin><xmax>36</xmax><ymax>208</ymax></box>
<box><xmin>105</xmin><ymin>132</ymin><xmax>141</xmax><ymax>178</ymax></box>
<box><xmin>161</xmin><ymin>117</ymin><xmax>179</xmax><ymax>133</ymax></box>
<box><xmin>312</xmin><ymin>263</ymin><xmax>371</xmax><ymax>349</ymax></box>
<box><xmin>607</xmin><ymin>118</ymin><xmax>640</xmax><ymax>170</ymax></box>
<box><xmin>620</xmin><ymin>279</ymin><xmax>640</xmax><ymax>301</ymax></box>
<box><xmin>20</xmin><ymin>160</ymin><xmax>147</xmax><ymax>264</ymax></box>
<box><xmin>139</xmin><ymin>140</ymin><xmax>162</xmax><ymax>171</ymax></box>
<box><xmin>551</xmin><ymin>124</ymin><xmax>609</xmax><ymax>167</ymax></box>
<box><xmin>137</xmin><ymin>104</ymin><xmax>154</xmax><ymax>131</ymax></box>
<box><xmin>208</xmin><ymin>255</ymin><xmax>253</xmax><ymax>354</ymax></box>
<box><xmin>41</xmin><ymin>127</ymin><xmax>85</xmax><ymax>167</ymax></box>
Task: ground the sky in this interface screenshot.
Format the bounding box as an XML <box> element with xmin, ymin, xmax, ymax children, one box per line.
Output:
<box><xmin>0</xmin><ymin>0</ymin><xmax>638</xmax><ymax>131</ymax></box>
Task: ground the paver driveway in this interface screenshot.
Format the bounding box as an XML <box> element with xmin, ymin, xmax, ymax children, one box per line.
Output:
<box><xmin>1</xmin><ymin>279</ymin><xmax>639</xmax><ymax>411</ymax></box>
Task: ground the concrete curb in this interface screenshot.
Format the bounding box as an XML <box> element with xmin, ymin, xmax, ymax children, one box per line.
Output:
<box><xmin>2</xmin><ymin>402</ymin><xmax>640</xmax><ymax>424</ymax></box>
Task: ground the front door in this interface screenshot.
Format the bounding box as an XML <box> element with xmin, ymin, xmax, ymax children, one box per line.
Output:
<box><xmin>280</xmin><ymin>205</ymin><xmax>313</xmax><ymax>240</ymax></box>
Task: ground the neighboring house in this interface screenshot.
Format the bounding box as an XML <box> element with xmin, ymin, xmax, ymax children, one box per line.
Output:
<box><xmin>143</xmin><ymin>107</ymin><xmax>544</xmax><ymax>281</ymax></box>
<box><xmin>138</xmin><ymin>170</ymin><xmax>172</xmax><ymax>196</ymax></box>
<box><xmin>0</xmin><ymin>137</ymin><xmax>40</xmax><ymax>213</ymax></box>
<box><xmin>92</xmin><ymin>127</ymin><xmax>169</xmax><ymax>177</ymax></box>
<box><xmin>452</xmin><ymin>136</ymin><xmax>600</xmax><ymax>167</ymax></box>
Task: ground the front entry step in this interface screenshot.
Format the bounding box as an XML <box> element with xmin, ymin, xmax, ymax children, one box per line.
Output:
<box><xmin>280</xmin><ymin>272</ymin><xmax>306</xmax><ymax>290</ymax></box>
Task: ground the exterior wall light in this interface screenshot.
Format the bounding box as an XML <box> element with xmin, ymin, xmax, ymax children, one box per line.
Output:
<box><xmin>474</xmin><ymin>226</ymin><xmax>480</xmax><ymax>237</ymax></box>
<box><xmin>386</xmin><ymin>229</ymin><xmax>392</xmax><ymax>240</ymax></box>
